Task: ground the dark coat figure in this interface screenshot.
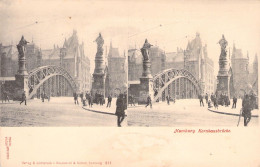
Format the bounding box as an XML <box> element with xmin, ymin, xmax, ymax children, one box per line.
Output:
<box><xmin>242</xmin><ymin>94</ymin><xmax>252</xmax><ymax>126</ymax></box>
<box><xmin>80</xmin><ymin>93</ymin><xmax>84</xmax><ymax>102</ymax></box>
<box><xmin>213</xmin><ymin>95</ymin><xmax>218</xmax><ymax>109</ymax></box>
<box><xmin>107</xmin><ymin>95</ymin><xmax>112</xmax><ymax>108</ymax></box>
<box><xmin>41</xmin><ymin>93</ymin><xmax>45</xmax><ymax>102</ymax></box>
<box><xmin>88</xmin><ymin>95</ymin><xmax>93</xmax><ymax>107</ymax></box>
<box><xmin>232</xmin><ymin>96</ymin><xmax>237</xmax><ymax>109</ymax></box>
<box><xmin>166</xmin><ymin>95</ymin><xmax>170</xmax><ymax>105</ymax></box>
<box><xmin>210</xmin><ymin>93</ymin><xmax>214</xmax><ymax>102</ymax></box>
<box><xmin>115</xmin><ymin>94</ymin><xmax>125</xmax><ymax>127</ymax></box>
<box><xmin>20</xmin><ymin>91</ymin><xmax>27</xmax><ymax>105</ymax></box>
<box><xmin>205</xmin><ymin>93</ymin><xmax>209</xmax><ymax>103</ymax></box>
<box><xmin>73</xmin><ymin>93</ymin><xmax>79</xmax><ymax>105</ymax></box>
<box><xmin>145</xmin><ymin>95</ymin><xmax>152</xmax><ymax>108</ymax></box>
<box><xmin>199</xmin><ymin>94</ymin><xmax>204</xmax><ymax>107</ymax></box>
<box><xmin>224</xmin><ymin>95</ymin><xmax>230</xmax><ymax>107</ymax></box>
<box><xmin>85</xmin><ymin>93</ymin><xmax>90</xmax><ymax>101</ymax></box>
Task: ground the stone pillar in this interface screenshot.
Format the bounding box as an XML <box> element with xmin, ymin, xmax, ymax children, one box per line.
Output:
<box><xmin>15</xmin><ymin>36</ymin><xmax>29</xmax><ymax>99</ymax></box>
<box><xmin>216</xmin><ymin>35</ymin><xmax>231</xmax><ymax>98</ymax></box>
<box><xmin>138</xmin><ymin>39</ymin><xmax>154</xmax><ymax>104</ymax></box>
<box><xmin>92</xmin><ymin>33</ymin><xmax>105</xmax><ymax>98</ymax></box>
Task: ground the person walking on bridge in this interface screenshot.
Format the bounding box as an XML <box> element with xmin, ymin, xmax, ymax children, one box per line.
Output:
<box><xmin>107</xmin><ymin>94</ymin><xmax>112</xmax><ymax>108</ymax></box>
<box><xmin>232</xmin><ymin>96</ymin><xmax>237</xmax><ymax>109</ymax></box>
<box><xmin>205</xmin><ymin>93</ymin><xmax>209</xmax><ymax>103</ymax></box>
<box><xmin>20</xmin><ymin>91</ymin><xmax>27</xmax><ymax>105</ymax></box>
<box><xmin>242</xmin><ymin>94</ymin><xmax>252</xmax><ymax>126</ymax></box>
<box><xmin>115</xmin><ymin>94</ymin><xmax>126</xmax><ymax>127</ymax></box>
<box><xmin>88</xmin><ymin>94</ymin><xmax>93</xmax><ymax>108</ymax></box>
<box><xmin>166</xmin><ymin>95</ymin><xmax>170</xmax><ymax>105</ymax></box>
<box><xmin>73</xmin><ymin>92</ymin><xmax>79</xmax><ymax>105</ymax></box>
<box><xmin>199</xmin><ymin>94</ymin><xmax>204</xmax><ymax>107</ymax></box>
<box><xmin>145</xmin><ymin>95</ymin><xmax>152</xmax><ymax>108</ymax></box>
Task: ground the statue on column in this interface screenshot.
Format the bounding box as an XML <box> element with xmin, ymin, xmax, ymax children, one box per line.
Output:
<box><xmin>218</xmin><ymin>34</ymin><xmax>228</xmax><ymax>58</ymax></box>
<box><xmin>94</xmin><ymin>33</ymin><xmax>104</xmax><ymax>54</ymax></box>
<box><xmin>17</xmin><ymin>36</ymin><xmax>29</xmax><ymax>57</ymax></box>
<box><xmin>141</xmin><ymin>39</ymin><xmax>153</xmax><ymax>61</ymax></box>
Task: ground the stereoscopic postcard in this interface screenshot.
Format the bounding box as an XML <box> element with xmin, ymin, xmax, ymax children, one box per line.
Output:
<box><xmin>0</xmin><ymin>0</ymin><xmax>259</xmax><ymax>166</ymax></box>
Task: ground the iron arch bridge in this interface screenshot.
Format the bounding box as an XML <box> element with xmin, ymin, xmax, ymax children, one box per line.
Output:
<box><xmin>152</xmin><ymin>68</ymin><xmax>201</xmax><ymax>102</ymax></box>
<box><xmin>28</xmin><ymin>65</ymin><xmax>77</xmax><ymax>99</ymax></box>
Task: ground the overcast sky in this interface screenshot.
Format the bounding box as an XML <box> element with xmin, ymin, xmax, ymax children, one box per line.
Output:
<box><xmin>0</xmin><ymin>0</ymin><xmax>260</xmax><ymax>75</ymax></box>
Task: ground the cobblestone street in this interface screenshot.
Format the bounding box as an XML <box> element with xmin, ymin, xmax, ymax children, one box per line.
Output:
<box><xmin>0</xmin><ymin>97</ymin><xmax>126</xmax><ymax>127</ymax></box>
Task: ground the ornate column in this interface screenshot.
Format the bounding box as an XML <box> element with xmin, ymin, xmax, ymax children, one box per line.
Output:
<box><xmin>15</xmin><ymin>36</ymin><xmax>29</xmax><ymax>99</ymax></box>
<box><xmin>138</xmin><ymin>39</ymin><xmax>154</xmax><ymax>104</ymax></box>
<box><xmin>216</xmin><ymin>34</ymin><xmax>231</xmax><ymax>98</ymax></box>
<box><xmin>92</xmin><ymin>33</ymin><xmax>105</xmax><ymax>98</ymax></box>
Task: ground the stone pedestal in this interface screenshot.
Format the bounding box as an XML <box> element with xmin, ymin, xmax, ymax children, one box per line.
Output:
<box><xmin>217</xmin><ymin>75</ymin><xmax>230</xmax><ymax>97</ymax></box>
<box><xmin>15</xmin><ymin>74</ymin><xmax>29</xmax><ymax>100</ymax></box>
<box><xmin>138</xmin><ymin>77</ymin><xmax>153</xmax><ymax>104</ymax></box>
<box><xmin>92</xmin><ymin>73</ymin><xmax>105</xmax><ymax>97</ymax></box>
<box><xmin>142</xmin><ymin>60</ymin><xmax>152</xmax><ymax>78</ymax></box>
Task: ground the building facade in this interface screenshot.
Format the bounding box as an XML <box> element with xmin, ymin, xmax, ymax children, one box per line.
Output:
<box><xmin>107</xmin><ymin>42</ymin><xmax>127</xmax><ymax>95</ymax></box>
<box><xmin>183</xmin><ymin>33</ymin><xmax>215</xmax><ymax>94</ymax></box>
<box><xmin>0</xmin><ymin>30</ymin><xmax>91</xmax><ymax>98</ymax></box>
<box><xmin>128</xmin><ymin>46</ymin><xmax>166</xmax><ymax>81</ymax></box>
<box><xmin>128</xmin><ymin>33</ymin><xmax>215</xmax><ymax>95</ymax></box>
<box><xmin>231</xmin><ymin>44</ymin><xmax>258</xmax><ymax>96</ymax></box>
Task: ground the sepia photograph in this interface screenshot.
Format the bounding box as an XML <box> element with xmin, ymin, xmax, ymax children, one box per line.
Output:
<box><xmin>0</xmin><ymin>0</ymin><xmax>128</xmax><ymax>127</ymax></box>
<box><xmin>127</xmin><ymin>1</ymin><xmax>259</xmax><ymax>127</ymax></box>
<box><xmin>1</xmin><ymin>0</ymin><xmax>260</xmax><ymax>167</ymax></box>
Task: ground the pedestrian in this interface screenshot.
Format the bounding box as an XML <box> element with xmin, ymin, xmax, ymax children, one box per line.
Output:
<box><xmin>145</xmin><ymin>95</ymin><xmax>152</xmax><ymax>108</ymax></box>
<box><xmin>232</xmin><ymin>96</ymin><xmax>237</xmax><ymax>109</ymax></box>
<box><xmin>80</xmin><ymin>93</ymin><xmax>84</xmax><ymax>103</ymax></box>
<box><xmin>242</xmin><ymin>94</ymin><xmax>252</xmax><ymax>126</ymax></box>
<box><xmin>205</xmin><ymin>93</ymin><xmax>208</xmax><ymax>103</ymax></box>
<box><xmin>88</xmin><ymin>94</ymin><xmax>93</xmax><ymax>108</ymax></box>
<box><xmin>20</xmin><ymin>91</ymin><xmax>27</xmax><ymax>105</ymax></box>
<box><xmin>115</xmin><ymin>94</ymin><xmax>125</xmax><ymax>127</ymax></box>
<box><xmin>208</xmin><ymin>99</ymin><xmax>213</xmax><ymax>108</ymax></box>
<box><xmin>199</xmin><ymin>94</ymin><xmax>204</xmax><ymax>107</ymax></box>
<box><xmin>210</xmin><ymin>93</ymin><xmax>214</xmax><ymax>102</ymax></box>
<box><xmin>166</xmin><ymin>95</ymin><xmax>170</xmax><ymax>105</ymax></box>
<box><xmin>213</xmin><ymin>95</ymin><xmax>218</xmax><ymax>110</ymax></box>
<box><xmin>107</xmin><ymin>94</ymin><xmax>112</xmax><ymax>108</ymax></box>
<box><xmin>41</xmin><ymin>92</ymin><xmax>45</xmax><ymax>102</ymax></box>
<box><xmin>73</xmin><ymin>92</ymin><xmax>79</xmax><ymax>105</ymax></box>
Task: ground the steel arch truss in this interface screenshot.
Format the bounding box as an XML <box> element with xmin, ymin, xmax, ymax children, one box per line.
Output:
<box><xmin>152</xmin><ymin>68</ymin><xmax>201</xmax><ymax>102</ymax></box>
<box><xmin>28</xmin><ymin>65</ymin><xmax>77</xmax><ymax>99</ymax></box>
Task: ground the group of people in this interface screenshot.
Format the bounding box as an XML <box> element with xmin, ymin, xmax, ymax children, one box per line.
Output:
<box><xmin>128</xmin><ymin>95</ymin><xmax>135</xmax><ymax>106</ymax></box>
<box><xmin>199</xmin><ymin>93</ymin><xmax>231</xmax><ymax>110</ymax></box>
<box><xmin>73</xmin><ymin>92</ymin><xmax>93</xmax><ymax>107</ymax></box>
<box><xmin>199</xmin><ymin>91</ymin><xmax>257</xmax><ymax>127</ymax></box>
